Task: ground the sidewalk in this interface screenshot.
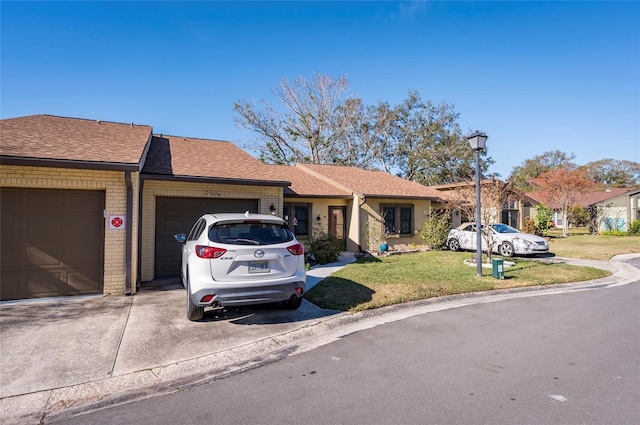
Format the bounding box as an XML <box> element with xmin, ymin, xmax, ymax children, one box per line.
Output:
<box><xmin>1</xmin><ymin>252</ymin><xmax>638</xmax><ymax>424</ymax></box>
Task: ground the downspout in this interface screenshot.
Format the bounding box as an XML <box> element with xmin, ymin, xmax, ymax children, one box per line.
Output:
<box><xmin>136</xmin><ymin>177</ymin><xmax>144</xmax><ymax>292</ymax></box>
<box><xmin>124</xmin><ymin>171</ymin><xmax>133</xmax><ymax>296</ymax></box>
<box><xmin>357</xmin><ymin>195</ymin><xmax>367</xmax><ymax>252</ymax></box>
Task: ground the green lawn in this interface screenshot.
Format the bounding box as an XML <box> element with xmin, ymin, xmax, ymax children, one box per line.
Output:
<box><xmin>305</xmin><ymin>251</ymin><xmax>612</xmax><ymax>313</ymax></box>
<box><xmin>546</xmin><ymin>227</ymin><xmax>639</xmax><ymax>260</ymax></box>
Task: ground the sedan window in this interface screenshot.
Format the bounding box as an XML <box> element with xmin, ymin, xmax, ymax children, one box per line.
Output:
<box><xmin>491</xmin><ymin>224</ymin><xmax>520</xmax><ymax>234</ymax></box>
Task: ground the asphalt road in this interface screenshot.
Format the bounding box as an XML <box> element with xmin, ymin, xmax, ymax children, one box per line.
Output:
<box><xmin>54</xmin><ymin>276</ymin><xmax>640</xmax><ymax>425</ymax></box>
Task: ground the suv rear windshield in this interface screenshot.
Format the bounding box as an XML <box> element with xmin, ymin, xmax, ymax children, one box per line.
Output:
<box><xmin>208</xmin><ymin>222</ymin><xmax>295</xmax><ymax>245</ymax></box>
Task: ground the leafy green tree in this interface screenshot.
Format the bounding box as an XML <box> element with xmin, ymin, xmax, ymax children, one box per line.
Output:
<box><xmin>369</xmin><ymin>91</ymin><xmax>494</xmax><ymax>185</ymax></box>
<box><xmin>509</xmin><ymin>151</ymin><xmax>576</xmax><ymax>192</ymax></box>
<box><xmin>580</xmin><ymin>159</ymin><xmax>640</xmax><ymax>187</ymax></box>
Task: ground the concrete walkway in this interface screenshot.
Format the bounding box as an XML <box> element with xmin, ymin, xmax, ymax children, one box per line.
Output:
<box><xmin>1</xmin><ymin>252</ymin><xmax>637</xmax><ymax>424</ymax></box>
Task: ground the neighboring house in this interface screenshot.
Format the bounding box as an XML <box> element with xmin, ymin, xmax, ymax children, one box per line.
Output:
<box><xmin>430</xmin><ymin>180</ymin><xmax>539</xmax><ymax>229</ymax></box>
<box><xmin>1</xmin><ymin>114</ymin><xmax>446</xmax><ymax>301</ymax></box>
<box><xmin>575</xmin><ymin>188</ymin><xmax>639</xmax><ymax>232</ymax></box>
<box><xmin>527</xmin><ymin>187</ymin><xmax>640</xmax><ymax>232</ymax></box>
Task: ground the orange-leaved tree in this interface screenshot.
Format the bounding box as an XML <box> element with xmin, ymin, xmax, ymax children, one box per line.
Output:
<box><xmin>529</xmin><ymin>168</ymin><xmax>596</xmax><ymax>237</ymax></box>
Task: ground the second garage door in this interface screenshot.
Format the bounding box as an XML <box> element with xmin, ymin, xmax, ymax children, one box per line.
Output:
<box><xmin>1</xmin><ymin>188</ymin><xmax>105</xmax><ymax>301</ymax></box>
<box><xmin>154</xmin><ymin>197</ymin><xmax>259</xmax><ymax>278</ymax></box>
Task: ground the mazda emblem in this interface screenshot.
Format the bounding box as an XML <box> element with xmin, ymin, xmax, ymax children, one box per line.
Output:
<box><xmin>254</xmin><ymin>250</ymin><xmax>265</xmax><ymax>258</ymax></box>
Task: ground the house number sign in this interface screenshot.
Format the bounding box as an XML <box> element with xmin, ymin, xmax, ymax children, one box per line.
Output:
<box><xmin>204</xmin><ymin>191</ymin><xmax>222</xmax><ymax>197</ymax></box>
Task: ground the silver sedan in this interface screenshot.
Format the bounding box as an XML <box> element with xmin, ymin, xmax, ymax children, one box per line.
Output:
<box><xmin>447</xmin><ymin>222</ymin><xmax>549</xmax><ymax>257</ymax></box>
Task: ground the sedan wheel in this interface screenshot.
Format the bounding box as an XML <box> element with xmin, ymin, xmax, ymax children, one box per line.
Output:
<box><xmin>499</xmin><ymin>242</ymin><xmax>515</xmax><ymax>257</ymax></box>
<box><xmin>448</xmin><ymin>238</ymin><xmax>461</xmax><ymax>252</ymax></box>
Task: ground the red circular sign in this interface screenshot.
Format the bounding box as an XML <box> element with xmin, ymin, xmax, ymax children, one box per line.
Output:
<box><xmin>111</xmin><ymin>217</ymin><xmax>123</xmax><ymax>228</ymax></box>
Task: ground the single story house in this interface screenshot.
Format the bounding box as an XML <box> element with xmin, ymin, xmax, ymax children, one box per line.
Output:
<box><xmin>1</xmin><ymin>114</ymin><xmax>445</xmax><ymax>301</ymax></box>
<box><xmin>277</xmin><ymin>163</ymin><xmax>443</xmax><ymax>253</ymax></box>
<box><xmin>430</xmin><ymin>180</ymin><xmax>540</xmax><ymax>229</ymax></box>
<box><xmin>552</xmin><ymin>188</ymin><xmax>639</xmax><ymax>232</ymax></box>
<box><xmin>525</xmin><ymin>187</ymin><xmax>640</xmax><ymax>231</ymax></box>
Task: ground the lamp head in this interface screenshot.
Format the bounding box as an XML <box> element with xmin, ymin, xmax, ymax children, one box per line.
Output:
<box><xmin>467</xmin><ymin>131</ymin><xmax>488</xmax><ymax>151</ymax></box>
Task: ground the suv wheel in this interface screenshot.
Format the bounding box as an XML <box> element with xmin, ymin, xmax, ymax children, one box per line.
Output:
<box><xmin>283</xmin><ymin>296</ymin><xmax>303</xmax><ymax>310</ymax></box>
<box><xmin>186</xmin><ymin>276</ymin><xmax>205</xmax><ymax>321</ymax></box>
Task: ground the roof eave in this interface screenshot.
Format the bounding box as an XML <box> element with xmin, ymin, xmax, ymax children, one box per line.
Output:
<box><xmin>363</xmin><ymin>194</ymin><xmax>439</xmax><ymax>201</ymax></box>
<box><xmin>141</xmin><ymin>173</ymin><xmax>291</xmax><ymax>187</ymax></box>
<box><xmin>0</xmin><ymin>155</ymin><xmax>140</xmax><ymax>172</ymax></box>
<box><xmin>284</xmin><ymin>193</ymin><xmax>353</xmax><ymax>199</ymax></box>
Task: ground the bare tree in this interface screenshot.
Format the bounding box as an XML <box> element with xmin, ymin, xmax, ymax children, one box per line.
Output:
<box><xmin>234</xmin><ymin>73</ymin><xmax>371</xmax><ymax>166</ymax></box>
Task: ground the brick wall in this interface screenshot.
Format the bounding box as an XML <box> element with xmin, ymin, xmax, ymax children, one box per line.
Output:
<box><xmin>1</xmin><ymin>165</ymin><xmax>137</xmax><ymax>296</ymax></box>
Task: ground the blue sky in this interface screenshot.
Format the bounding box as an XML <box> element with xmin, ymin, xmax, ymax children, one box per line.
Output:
<box><xmin>2</xmin><ymin>1</ymin><xmax>639</xmax><ymax>178</ymax></box>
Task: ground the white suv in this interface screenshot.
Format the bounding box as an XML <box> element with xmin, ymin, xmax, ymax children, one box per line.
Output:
<box><xmin>174</xmin><ymin>212</ymin><xmax>306</xmax><ymax>321</ymax></box>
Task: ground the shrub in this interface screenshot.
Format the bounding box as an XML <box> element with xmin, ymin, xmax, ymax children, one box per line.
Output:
<box><xmin>601</xmin><ymin>229</ymin><xmax>627</xmax><ymax>236</ymax></box>
<box><xmin>305</xmin><ymin>232</ymin><xmax>342</xmax><ymax>265</ymax></box>
<box><xmin>569</xmin><ymin>205</ymin><xmax>589</xmax><ymax>227</ymax></box>
<box><xmin>418</xmin><ymin>209</ymin><xmax>452</xmax><ymax>249</ymax></box>
<box><xmin>535</xmin><ymin>203</ymin><xmax>554</xmax><ymax>236</ymax></box>
<box><xmin>628</xmin><ymin>219</ymin><xmax>640</xmax><ymax>236</ymax></box>
<box><xmin>523</xmin><ymin>217</ymin><xmax>539</xmax><ymax>235</ymax></box>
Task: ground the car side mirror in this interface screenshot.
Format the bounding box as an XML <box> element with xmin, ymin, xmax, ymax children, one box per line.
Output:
<box><xmin>174</xmin><ymin>233</ymin><xmax>186</xmax><ymax>243</ymax></box>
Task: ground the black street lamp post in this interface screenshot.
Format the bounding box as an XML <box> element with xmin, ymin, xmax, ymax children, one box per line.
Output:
<box><xmin>467</xmin><ymin>131</ymin><xmax>488</xmax><ymax>277</ymax></box>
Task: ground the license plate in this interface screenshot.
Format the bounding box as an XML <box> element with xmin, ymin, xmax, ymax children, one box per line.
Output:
<box><xmin>248</xmin><ymin>261</ymin><xmax>269</xmax><ymax>273</ymax></box>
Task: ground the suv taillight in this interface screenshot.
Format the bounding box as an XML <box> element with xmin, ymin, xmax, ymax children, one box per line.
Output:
<box><xmin>196</xmin><ymin>245</ymin><xmax>227</xmax><ymax>259</ymax></box>
<box><xmin>287</xmin><ymin>243</ymin><xmax>304</xmax><ymax>255</ymax></box>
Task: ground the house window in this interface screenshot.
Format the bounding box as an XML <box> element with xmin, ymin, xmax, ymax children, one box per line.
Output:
<box><xmin>284</xmin><ymin>203</ymin><xmax>311</xmax><ymax>237</ymax></box>
<box><xmin>554</xmin><ymin>212</ymin><xmax>563</xmax><ymax>227</ymax></box>
<box><xmin>382</xmin><ymin>206</ymin><xmax>396</xmax><ymax>233</ymax></box>
<box><xmin>381</xmin><ymin>204</ymin><xmax>413</xmax><ymax>235</ymax></box>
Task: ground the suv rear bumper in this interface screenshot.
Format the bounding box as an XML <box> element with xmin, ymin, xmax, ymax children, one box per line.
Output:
<box><xmin>191</xmin><ymin>280</ymin><xmax>306</xmax><ymax>307</ymax></box>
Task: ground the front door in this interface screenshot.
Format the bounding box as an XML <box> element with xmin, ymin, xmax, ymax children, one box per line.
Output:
<box><xmin>328</xmin><ymin>206</ymin><xmax>346</xmax><ymax>249</ymax></box>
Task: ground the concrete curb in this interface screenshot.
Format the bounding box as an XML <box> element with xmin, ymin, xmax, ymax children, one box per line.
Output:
<box><xmin>2</xmin><ymin>253</ymin><xmax>638</xmax><ymax>424</ymax></box>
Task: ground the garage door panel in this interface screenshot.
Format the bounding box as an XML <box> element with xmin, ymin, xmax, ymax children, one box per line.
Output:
<box><xmin>1</xmin><ymin>190</ymin><xmax>20</xmax><ymax>213</ymax></box>
<box><xmin>1</xmin><ymin>188</ymin><xmax>105</xmax><ymax>301</ymax></box>
<box><xmin>24</xmin><ymin>270</ymin><xmax>67</xmax><ymax>298</ymax></box>
<box><xmin>1</xmin><ymin>216</ymin><xmax>20</xmax><ymax>271</ymax></box>
<box><xmin>25</xmin><ymin>244</ymin><xmax>63</xmax><ymax>267</ymax></box>
<box><xmin>68</xmin><ymin>271</ymin><xmax>104</xmax><ymax>294</ymax></box>
<box><xmin>154</xmin><ymin>197</ymin><xmax>259</xmax><ymax>278</ymax></box>
<box><xmin>68</xmin><ymin>191</ymin><xmax>104</xmax><ymax>213</ymax></box>
<box><xmin>26</xmin><ymin>190</ymin><xmax>64</xmax><ymax>211</ymax></box>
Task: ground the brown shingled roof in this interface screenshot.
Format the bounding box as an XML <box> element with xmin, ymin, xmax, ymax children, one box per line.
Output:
<box><xmin>296</xmin><ymin>163</ymin><xmax>441</xmax><ymax>200</ymax></box>
<box><xmin>267</xmin><ymin>165</ymin><xmax>352</xmax><ymax>197</ymax></box>
<box><xmin>0</xmin><ymin>114</ymin><xmax>152</xmax><ymax>166</ymax></box>
<box><xmin>142</xmin><ymin>135</ymin><xmax>290</xmax><ymax>185</ymax></box>
<box><xmin>528</xmin><ymin>187</ymin><xmax>639</xmax><ymax>207</ymax></box>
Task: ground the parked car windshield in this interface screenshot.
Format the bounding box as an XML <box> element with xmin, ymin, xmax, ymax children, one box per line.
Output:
<box><xmin>491</xmin><ymin>224</ymin><xmax>520</xmax><ymax>234</ymax></box>
<box><xmin>208</xmin><ymin>222</ymin><xmax>295</xmax><ymax>245</ymax></box>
